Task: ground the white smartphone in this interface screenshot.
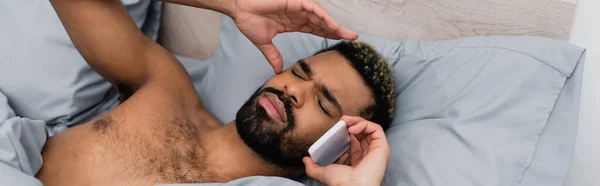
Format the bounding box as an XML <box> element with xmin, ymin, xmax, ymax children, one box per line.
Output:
<box><xmin>308</xmin><ymin>120</ymin><xmax>351</xmax><ymax>166</ymax></box>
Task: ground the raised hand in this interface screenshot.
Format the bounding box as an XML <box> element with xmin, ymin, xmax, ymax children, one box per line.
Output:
<box><xmin>230</xmin><ymin>0</ymin><xmax>359</xmax><ymax>73</ymax></box>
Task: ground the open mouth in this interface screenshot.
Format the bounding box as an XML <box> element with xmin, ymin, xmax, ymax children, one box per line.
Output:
<box><xmin>258</xmin><ymin>92</ymin><xmax>287</xmax><ymax>123</ymax></box>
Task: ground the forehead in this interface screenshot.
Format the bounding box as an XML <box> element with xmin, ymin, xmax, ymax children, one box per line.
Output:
<box><xmin>301</xmin><ymin>51</ymin><xmax>374</xmax><ymax>115</ymax></box>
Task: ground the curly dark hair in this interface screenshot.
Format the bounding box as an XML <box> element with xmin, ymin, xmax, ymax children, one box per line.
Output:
<box><xmin>315</xmin><ymin>41</ymin><xmax>395</xmax><ymax>130</ymax></box>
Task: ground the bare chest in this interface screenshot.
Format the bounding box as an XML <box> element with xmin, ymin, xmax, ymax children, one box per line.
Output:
<box><xmin>37</xmin><ymin>114</ymin><xmax>217</xmax><ymax>186</ymax></box>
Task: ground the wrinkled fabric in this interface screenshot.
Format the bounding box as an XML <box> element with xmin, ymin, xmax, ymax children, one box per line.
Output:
<box><xmin>0</xmin><ymin>91</ymin><xmax>47</xmax><ymax>185</ymax></box>
<box><xmin>0</xmin><ymin>0</ymin><xmax>161</xmax><ymax>134</ymax></box>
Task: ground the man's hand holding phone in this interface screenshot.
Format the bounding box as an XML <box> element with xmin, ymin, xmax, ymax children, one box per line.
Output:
<box><xmin>303</xmin><ymin>115</ymin><xmax>390</xmax><ymax>186</ymax></box>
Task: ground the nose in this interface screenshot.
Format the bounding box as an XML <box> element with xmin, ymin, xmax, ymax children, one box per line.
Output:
<box><xmin>284</xmin><ymin>81</ymin><xmax>317</xmax><ymax>108</ymax></box>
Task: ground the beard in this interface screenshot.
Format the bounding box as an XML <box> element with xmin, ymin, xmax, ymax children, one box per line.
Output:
<box><xmin>235</xmin><ymin>87</ymin><xmax>311</xmax><ymax>169</ymax></box>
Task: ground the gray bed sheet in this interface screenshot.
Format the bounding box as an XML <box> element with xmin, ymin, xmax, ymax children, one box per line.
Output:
<box><xmin>0</xmin><ymin>90</ymin><xmax>46</xmax><ymax>186</ymax></box>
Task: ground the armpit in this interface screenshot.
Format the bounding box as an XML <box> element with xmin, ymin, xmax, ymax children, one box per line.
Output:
<box><xmin>114</xmin><ymin>83</ymin><xmax>134</xmax><ymax>102</ymax></box>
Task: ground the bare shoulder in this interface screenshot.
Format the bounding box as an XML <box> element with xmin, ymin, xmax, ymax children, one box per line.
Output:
<box><xmin>99</xmin><ymin>83</ymin><xmax>222</xmax><ymax>133</ymax></box>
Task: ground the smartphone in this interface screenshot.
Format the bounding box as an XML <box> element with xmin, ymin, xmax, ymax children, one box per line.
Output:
<box><xmin>308</xmin><ymin>120</ymin><xmax>351</xmax><ymax>166</ymax></box>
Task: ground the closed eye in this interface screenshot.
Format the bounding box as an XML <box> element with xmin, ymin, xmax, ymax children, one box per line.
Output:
<box><xmin>292</xmin><ymin>69</ymin><xmax>305</xmax><ymax>80</ymax></box>
<box><xmin>318</xmin><ymin>97</ymin><xmax>331</xmax><ymax>117</ymax></box>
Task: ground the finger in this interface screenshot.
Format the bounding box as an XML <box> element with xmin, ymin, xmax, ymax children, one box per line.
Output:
<box><xmin>346</xmin><ymin>119</ymin><xmax>389</xmax><ymax>152</ymax></box>
<box><xmin>285</xmin><ymin>0</ymin><xmax>303</xmax><ymax>12</ymax></box>
<box><xmin>341</xmin><ymin>115</ymin><xmax>366</xmax><ymax>127</ymax></box>
<box><xmin>301</xmin><ymin>1</ymin><xmax>343</xmax><ymax>33</ymax></box>
<box><xmin>348</xmin><ymin>120</ymin><xmax>384</xmax><ymax>137</ymax></box>
<box><xmin>353</xmin><ymin>131</ymin><xmax>366</xmax><ymax>141</ymax></box>
<box><xmin>255</xmin><ymin>42</ymin><xmax>283</xmax><ymax>74</ymax></box>
<box><xmin>320</xmin><ymin>14</ymin><xmax>339</xmax><ymax>31</ymax></box>
<box><xmin>323</xmin><ymin>33</ymin><xmax>343</xmax><ymax>40</ymax></box>
<box><xmin>352</xmin><ymin>138</ymin><xmax>390</xmax><ymax>184</ymax></box>
<box><xmin>299</xmin><ymin>25</ymin><xmax>314</xmax><ymax>34</ymax></box>
<box><xmin>349</xmin><ymin>134</ymin><xmax>363</xmax><ymax>167</ymax></box>
<box><xmin>305</xmin><ymin>1</ymin><xmax>338</xmax><ymax>31</ymax></box>
<box><xmin>318</xmin><ymin>15</ymin><xmax>359</xmax><ymax>40</ymax></box>
<box><xmin>344</xmin><ymin>155</ymin><xmax>351</xmax><ymax>165</ymax></box>
<box><xmin>308</xmin><ymin>22</ymin><xmax>343</xmax><ymax>39</ymax></box>
<box><xmin>300</xmin><ymin>0</ymin><xmax>359</xmax><ymax>40</ymax></box>
<box><xmin>299</xmin><ymin>26</ymin><xmax>342</xmax><ymax>40</ymax></box>
<box><xmin>303</xmin><ymin>157</ymin><xmax>326</xmax><ymax>183</ymax></box>
<box><xmin>336</xmin><ymin>26</ymin><xmax>360</xmax><ymax>40</ymax></box>
<box><xmin>342</xmin><ymin>120</ymin><xmax>391</xmax><ymax>183</ymax></box>
<box><xmin>305</xmin><ymin>12</ymin><xmax>343</xmax><ymax>39</ymax></box>
<box><xmin>307</xmin><ymin>13</ymin><xmax>322</xmax><ymax>26</ymax></box>
<box><xmin>363</xmin><ymin>135</ymin><xmax>373</xmax><ymax>149</ymax></box>
<box><xmin>354</xmin><ymin>148</ymin><xmax>390</xmax><ymax>184</ymax></box>
<box><xmin>361</xmin><ymin>137</ymin><xmax>370</xmax><ymax>157</ymax></box>
<box><xmin>314</xmin><ymin>17</ymin><xmax>344</xmax><ymax>40</ymax></box>
<box><xmin>306</xmin><ymin>3</ymin><xmax>358</xmax><ymax>40</ymax></box>
<box><xmin>301</xmin><ymin>0</ymin><xmax>333</xmax><ymax>22</ymax></box>
<box><xmin>335</xmin><ymin>151</ymin><xmax>350</xmax><ymax>165</ymax></box>
<box><xmin>307</xmin><ymin>13</ymin><xmax>334</xmax><ymax>34</ymax></box>
<box><xmin>306</xmin><ymin>28</ymin><xmax>327</xmax><ymax>38</ymax></box>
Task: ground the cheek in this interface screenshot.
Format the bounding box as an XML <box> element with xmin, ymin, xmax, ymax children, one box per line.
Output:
<box><xmin>291</xmin><ymin>108</ymin><xmax>338</xmax><ymax>142</ymax></box>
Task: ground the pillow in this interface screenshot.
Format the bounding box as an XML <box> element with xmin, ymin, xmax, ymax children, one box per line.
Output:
<box><xmin>0</xmin><ymin>0</ymin><xmax>162</xmax><ymax>135</ymax></box>
<box><xmin>376</xmin><ymin>37</ymin><xmax>583</xmax><ymax>186</ymax></box>
<box><xmin>183</xmin><ymin>16</ymin><xmax>585</xmax><ymax>186</ymax></box>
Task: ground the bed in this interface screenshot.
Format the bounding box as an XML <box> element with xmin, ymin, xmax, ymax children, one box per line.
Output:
<box><xmin>0</xmin><ymin>0</ymin><xmax>597</xmax><ymax>185</ymax></box>
<box><xmin>159</xmin><ymin>0</ymin><xmax>599</xmax><ymax>185</ymax></box>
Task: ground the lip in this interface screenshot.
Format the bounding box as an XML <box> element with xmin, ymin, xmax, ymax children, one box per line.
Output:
<box><xmin>258</xmin><ymin>93</ymin><xmax>287</xmax><ymax>123</ymax></box>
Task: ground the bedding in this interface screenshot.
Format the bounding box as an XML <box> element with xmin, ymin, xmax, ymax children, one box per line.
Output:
<box><xmin>0</xmin><ymin>91</ymin><xmax>46</xmax><ymax>186</ymax></box>
<box><xmin>0</xmin><ymin>0</ymin><xmax>162</xmax><ymax>135</ymax></box>
<box><xmin>0</xmin><ymin>11</ymin><xmax>585</xmax><ymax>186</ymax></box>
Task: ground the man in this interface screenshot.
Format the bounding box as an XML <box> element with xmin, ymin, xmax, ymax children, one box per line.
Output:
<box><xmin>37</xmin><ymin>0</ymin><xmax>395</xmax><ymax>185</ymax></box>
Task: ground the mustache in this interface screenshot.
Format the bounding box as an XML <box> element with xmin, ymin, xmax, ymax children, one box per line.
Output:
<box><xmin>261</xmin><ymin>87</ymin><xmax>296</xmax><ymax>132</ymax></box>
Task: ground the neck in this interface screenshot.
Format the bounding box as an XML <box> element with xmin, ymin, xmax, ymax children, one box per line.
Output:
<box><xmin>201</xmin><ymin>121</ymin><xmax>283</xmax><ymax>182</ymax></box>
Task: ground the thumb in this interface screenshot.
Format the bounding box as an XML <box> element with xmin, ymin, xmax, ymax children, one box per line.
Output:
<box><xmin>255</xmin><ymin>42</ymin><xmax>283</xmax><ymax>74</ymax></box>
<box><xmin>303</xmin><ymin>157</ymin><xmax>326</xmax><ymax>183</ymax></box>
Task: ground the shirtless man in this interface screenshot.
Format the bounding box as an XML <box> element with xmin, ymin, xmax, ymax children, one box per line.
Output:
<box><xmin>36</xmin><ymin>0</ymin><xmax>395</xmax><ymax>185</ymax></box>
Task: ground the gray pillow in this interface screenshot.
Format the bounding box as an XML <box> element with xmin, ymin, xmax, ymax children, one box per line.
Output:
<box><xmin>182</xmin><ymin>16</ymin><xmax>585</xmax><ymax>186</ymax></box>
<box><xmin>0</xmin><ymin>0</ymin><xmax>162</xmax><ymax>135</ymax></box>
<box><xmin>378</xmin><ymin>37</ymin><xmax>583</xmax><ymax>186</ymax></box>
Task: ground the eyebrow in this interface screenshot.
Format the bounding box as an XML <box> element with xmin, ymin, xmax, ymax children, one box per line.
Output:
<box><xmin>298</xmin><ymin>60</ymin><xmax>344</xmax><ymax>115</ymax></box>
<box><xmin>298</xmin><ymin>59</ymin><xmax>312</xmax><ymax>75</ymax></box>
